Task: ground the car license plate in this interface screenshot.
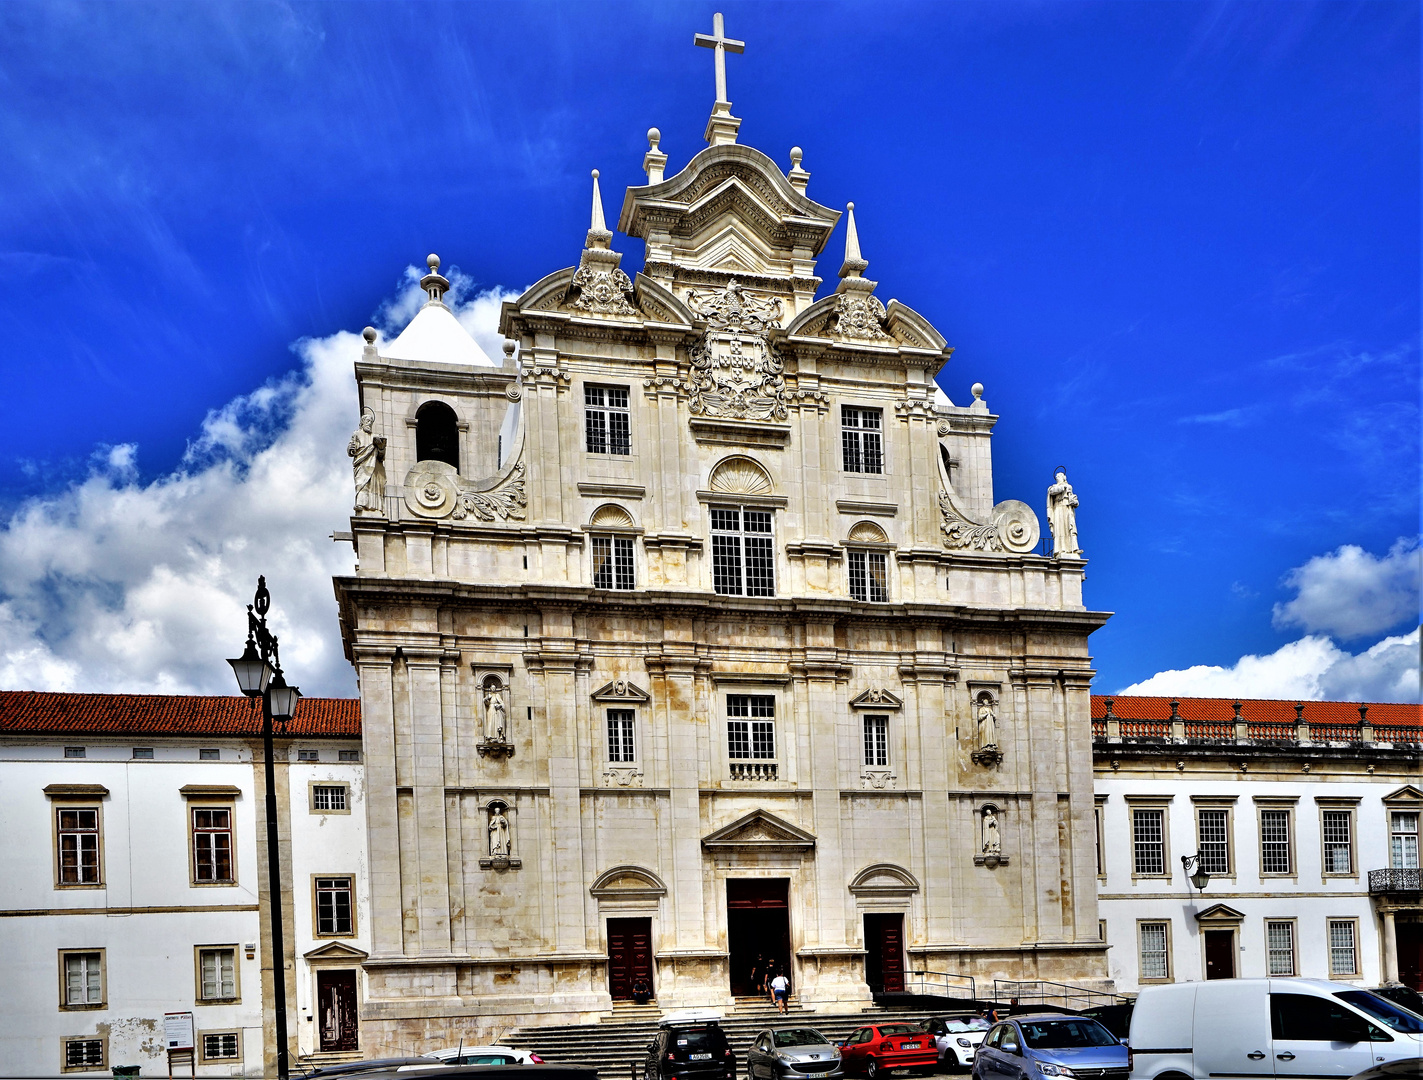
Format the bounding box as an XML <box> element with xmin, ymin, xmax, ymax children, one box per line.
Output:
<box><xmin>901</xmin><ymin>1043</ymin><xmax>920</xmax><ymax>1050</ymax></box>
<box><xmin>690</xmin><ymin>1054</ymin><xmax>712</xmax><ymax>1060</ymax></box>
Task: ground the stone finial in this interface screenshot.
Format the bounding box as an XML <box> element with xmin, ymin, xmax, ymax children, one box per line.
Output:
<box><xmin>420</xmin><ymin>253</ymin><xmax>451</xmax><ymax>306</ymax></box>
<box><xmin>1169</xmin><ymin>700</ymin><xmax>1181</xmax><ymax>721</ymax></box>
<box><xmin>503</xmin><ymin>339</ymin><xmax>517</xmax><ymax>363</ymax></box>
<box><xmin>1103</xmin><ymin>697</ymin><xmax>1115</xmax><ymax>720</ymax></box>
<box><xmin>643</xmin><ymin>128</ymin><xmax>667</xmax><ymax>183</ymax></box>
<box><xmin>971</xmin><ymin>382</ymin><xmax>985</xmax><ymax>400</ymax></box>
<box><xmin>1294</xmin><ymin>702</ymin><xmax>1305</xmax><ymax>721</ymax></box>
<box><xmin>362</xmin><ymin>326</ymin><xmax>378</xmax><ymax>356</ymax></box>
<box><xmin>787</xmin><ymin>146</ymin><xmax>810</xmax><ymax>193</ymax></box>
<box><xmin>1359</xmin><ymin>705</ymin><xmax>1369</xmax><ymax>723</ymax></box>
<box><xmin>839</xmin><ymin>202</ymin><xmax>869</xmax><ymax>279</ymax></box>
<box><xmin>1232</xmin><ymin>700</ymin><xmax>1242</xmax><ymax>719</ymax></box>
<box><xmin>585</xmin><ymin>169</ymin><xmax>613</xmax><ymax>251</ymax></box>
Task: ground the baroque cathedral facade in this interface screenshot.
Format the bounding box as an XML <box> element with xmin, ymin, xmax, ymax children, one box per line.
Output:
<box><xmin>335</xmin><ymin>24</ymin><xmax>1109</xmax><ymax>1050</ymax></box>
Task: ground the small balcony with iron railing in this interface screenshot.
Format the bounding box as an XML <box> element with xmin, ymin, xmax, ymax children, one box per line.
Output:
<box><xmin>1093</xmin><ymin>699</ymin><xmax>1420</xmax><ymax>749</ymax></box>
<box><xmin>1369</xmin><ymin>868</ymin><xmax>1421</xmax><ymax>896</ymax></box>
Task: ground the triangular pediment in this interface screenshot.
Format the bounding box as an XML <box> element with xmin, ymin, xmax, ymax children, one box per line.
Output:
<box><xmin>303</xmin><ymin>941</ymin><xmax>369</xmax><ymax>961</ymax></box>
<box><xmin>591</xmin><ymin>679</ymin><xmax>651</xmax><ymax>704</ymax></box>
<box><xmin>850</xmin><ymin>688</ymin><xmax>903</xmax><ymax>710</ymax></box>
<box><xmin>702</xmin><ymin>808</ymin><xmax>816</xmax><ymax>850</ymax></box>
<box><xmin>1194</xmin><ymin>904</ymin><xmax>1246</xmax><ymax>924</ymax></box>
<box><xmin>1383</xmin><ymin>785</ymin><xmax>1423</xmax><ymax>804</ymax></box>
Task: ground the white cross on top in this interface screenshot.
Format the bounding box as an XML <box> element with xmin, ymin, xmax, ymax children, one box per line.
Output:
<box><xmin>694</xmin><ymin>12</ymin><xmax>744</xmax><ymax>106</ymax></box>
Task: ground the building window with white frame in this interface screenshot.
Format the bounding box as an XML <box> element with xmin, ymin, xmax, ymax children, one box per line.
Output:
<box><xmin>61</xmin><ymin>951</ymin><xmax>103</xmax><ymax>1008</ymax></box>
<box><xmin>1391</xmin><ymin>811</ymin><xmax>1419</xmax><ymax>869</ymax></box>
<box><xmin>1266</xmin><ymin>920</ymin><xmax>1296</xmax><ymax>975</ymax></box>
<box><xmin>315</xmin><ymin>876</ymin><xmax>355</xmax><ymax>936</ymax></box>
<box><xmin>56</xmin><ymin>806</ymin><xmax>101</xmax><ymax>886</ymax></box>
<box><xmin>841</xmin><ymin>406</ymin><xmax>883</xmax><ymax>474</ymax></box>
<box><xmin>200</xmin><ymin>1032</ymin><xmax>241</xmax><ymax>1063</ymax></box>
<box><xmin>607</xmin><ymin>709</ymin><xmax>636</xmax><ymax>763</ymax></box>
<box><xmin>592</xmin><ymin>535</ymin><xmax>635</xmax><ymax>590</ymax></box>
<box><xmin>727</xmin><ymin>695</ymin><xmax>775</xmax><ymax>759</ymax></box>
<box><xmin>848</xmin><ymin>549</ymin><xmax>889</xmax><ymax>602</ymax></box>
<box><xmin>863</xmin><ymin>715</ymin><xmax>889</xmax><ymax>767</ymax></box>
<box><xmin>312</xmin><ymin>784</ymin><xmax>348</xmax><ymax>813</ymax></box>
<box><xmin>710</xmin><ymin>507</ymin><xmax>775</xmax><ymax>597</ymax></box>
<box><xmin>1322</xmin><ymin>809</ymin><xmax>1353</xmax><ymax>874</ymax></box>
<box><xmin>585</xmin><ymin>385</ymin><xmax>631</xmax><ymax>455</ymax></box>
<box><xmin>191</xmin><ymin>807</ymin><xmax>234</xmax><ymax>884</ymax></box>
<box><xmin>1197</xmin><ymin>808</ymin><xmax>1230</xmax><ymax>875</ymax></box>
<box><xmin>1328</xmin><ymin>919</ymin><xmax>1358</xmax><ymax>977</ymax></box>
<box><xmin>1133</xmin><ymin>808</ymin><xmax>1166</xmax><ymax>875</ymax></box>
<box><xmin>1261</xmin><ymin>808</ymin><xmax>1292</xmax><ymax>875</ymax></box>
<box><xmin>197</xmin><ymin>947</ymin><xmax>238</xmax><ymax>1002</ymax></box>
<box><xmin>1139</xmin><ymin>921</ymin><xmax>1170</xmax><ymax>980</ymax></box>
<box><xmin>62</xmin><ymin>1037</ymin><xmax>106</xmax><ymax>1072</ymax></box>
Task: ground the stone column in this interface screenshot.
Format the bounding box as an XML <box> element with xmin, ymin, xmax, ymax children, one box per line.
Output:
<box><xmin>409</xmin><ymin>656</ymin><xmax>453</xmax><ymax>955</ymax></box>
<box><xmin>358</xmin><ymin>657</ymin><xmax>405</xmax><ymax>957</ymax></box>
<box><xmin>1383</xmin><ymin>910</ymin><xmax>1399</xmax><ymax>982</ymax></box>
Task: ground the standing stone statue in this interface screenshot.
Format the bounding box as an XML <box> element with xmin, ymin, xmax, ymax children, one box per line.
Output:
<box><xmin>982</xmin><ymin>808</ymin><xmax>1002</xmax><ymax>855</ymax></box>
<box><xmin>347</xmin><ymin>407</ymin><xmax>387</xmax><ymax>512</ymax></box>
<box><xmin>1046</xmin><ymin>468</ymin><xmax>1080</xmax><ymax>557</ymax></box>
<box><xmin>976</xmin><ymin>695</ymin><xmax>999</xmax><ymax>751</ymax></box>
<box><xmin>488</xmin><ymin>807</ymin><xmax>511</xmax><ymax>857</ymax></box>
<box><xmin>483</xmin><ymin>687</ymin><xmax>507</xmax><ymax>742</ymax></box>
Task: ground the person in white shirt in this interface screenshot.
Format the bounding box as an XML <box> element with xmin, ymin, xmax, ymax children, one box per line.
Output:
<box><xmin>769</xmin><ymin>972</ymin><xmax>790</xmax><ymax>1013</ymax></box>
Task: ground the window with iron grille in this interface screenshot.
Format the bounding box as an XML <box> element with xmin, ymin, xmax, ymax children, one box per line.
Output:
<box><xmin>592</xmin><ymin>535</ymin><xmax>635</xmax><ymax>590</ymax></box>
<box><xmin>863</xmin><ymin>715</ymin><xmax>889</xmax><ymax>767</ymax></box>
<box><xmin>57</xmin><ymin>808</ymin><xmax>100</xmax><ymax>885</ymax></box>
<box><xmin>1132</xmin><ymin>808</ymin><xmax>1165</xmax><ymax>875</ymax></box>
<box><xmin>202</xmin><ymin>1032</ymin><xmax>240</xmax><ymax>1061</ymax></box>
<box><xmin>584</xmin><ymin>385</ymin><xmax>631</xmax><ymax>455</ymax></box>
<box><xmin>727</xmin><ymin>695</ymin><xmax>775</xmax><ymax>759</ymax></box>
<box><xmin>841</xmin><ymin>406</ymin><xmax>884</xmax><ymax>474</ymax></box>
<box><xmin>1322</xmin><ymin>810</ymin><xmax>1353</xmax><ymax>874</ymax></box>
<box><xmin>1391</xmin><ymin>812</ymin><xmax>1419</xmax><ymax>870</ymax></box>
<box><xmin>1328</xmin><ymin>920</ymin><xmax>1358</xmax><ymax>976</ymax></box>
<box><xmin>711</xmin><ymin>507</ymin><xmax>775</xmax><ymax>597</ymax></box>
<box><xmin>1139</xmin><ymin>922</ymin><xmax>1169</xmax><ymax>980</ymax></box>
<box><xmin>315</xmin><ymin>876</ymin><xmax>354</xmax><ymax>936</ymax></box>
<box><xmin>192</xmin><ymin>807</ymin><xmax>234</xmax><ymax>883</ymax></box>
<box><xmin>1266</xmin><ymin>920</ymin><xmax>1295</xmax><ymax>975</ymax></box>
<box><xmin>312</xmin><ymin>785</ymin><xmax>348</xmax><ymax>812</ymax></box>
<box><xmin>198</xmin><ymin>947</ymin><xmax>237</xmax><ymax>1000</ymax></box>
<box><xmin>1261</xmin><ymin>809</ymin><xmax>1292</xmax><ymax>874</ymax></box>
<box><xmin>63</xmin><ymin>1038</ymin><xmax>105</xmax><ymax>1070</ymax></box>
<box><xmin>62</xmin><ymin>952</ymin><xmax>103</xmax><ymax>1006</ymax></box>
<box><xmin>607</xmin><ymin>709</ymin><xmax>636</xmax><ymax>763</ymax></box>
<box><xmin>848</xmin><ymin>550</ymin><xmax>889</xmax><ymax>602</ymax></box>
<box><xmin>1198</xmin><ymin>808</ymin><xmax>1230</xmax><ymax>875</ymax></box>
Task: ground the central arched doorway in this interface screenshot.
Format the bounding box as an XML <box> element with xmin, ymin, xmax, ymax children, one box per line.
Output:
<box><xmin>727</xmin><ymin>878</ymin><xmax>791</xmax><ymax>997</ymax></box>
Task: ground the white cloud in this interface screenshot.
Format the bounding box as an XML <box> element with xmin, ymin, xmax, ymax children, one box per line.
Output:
<box><xmin>1118</xmin><ymin>627</ymin><xmax>1420</xmax><ymax>703</ymax></box>
<box><xmin>1272</xmin><ymin>537</ymin><xmax>1421</xmax><ymax>639</ymax></box>
<box><xmin>0</xmin><ymin>269</ymin><xmax>519</xmax><ymax>698</ymax></box>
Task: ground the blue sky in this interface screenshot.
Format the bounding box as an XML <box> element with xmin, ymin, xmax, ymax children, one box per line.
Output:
<box><xmin>0</xmin><ymin>1</ymin><xmax>1417</xmax><ymax>700</ymax></box>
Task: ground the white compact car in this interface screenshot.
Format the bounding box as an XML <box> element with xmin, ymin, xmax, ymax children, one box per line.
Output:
<box><xmin>1129</xmin><ymin>979</ymin><xmax>1423</xmax><ymax>1080</ymax></box>
<box><xmin>924</xmin><ymin>1015</ymin><xmax>991</xmax><ymax>1069</ymax></box>
<box><xmin>421</xmin><ymin>1045</ymin><xmax>544</xmax><ymax>1066</ymax></box>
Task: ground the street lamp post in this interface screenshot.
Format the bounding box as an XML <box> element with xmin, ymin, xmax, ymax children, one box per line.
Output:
<box><xmin>228</xmin><ymin>576</ymin><xmax>300</xmax><ymax>1080</ymax></box>
<box><xmin>1181</xmin><ymin>852</ymin><xmax>1210</xmax><ymax>894</ymax></box>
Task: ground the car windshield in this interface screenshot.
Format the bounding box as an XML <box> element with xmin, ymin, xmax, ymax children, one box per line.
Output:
<box><xmin>672</xmin><ymin>1030</ymin><xmax>724</xmax><ymax>1052</ymax></box>
<box><xmin>1018</xmin><ymin>1020</ymin><xmax>1118</xmax><ymax>1049</ymax></box>
<box><xmin>775</xmin><ymin>1030</ymin><xmax>829</xmax><ymax>1048</ymax></box>
<box><xmin>1335</xmin><ymin>991</ymin><xmax>1423</xmax><ymax>1034</ymax></box>
<box><xmin>877</xmin><ymin>1026</ymin><xmax>922</xmax><ymax>1037</ymax></box>
<box><xmin>944</xmin><ymin>1020</ymin><xmax>990</xmax><ymax>1033</ymax></box>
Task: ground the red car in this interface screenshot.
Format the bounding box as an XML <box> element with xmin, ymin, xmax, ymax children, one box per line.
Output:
<box><xmin>839</xmin><ymin>1023</ymin><xmax>938</xmax><ymax>1079</ymax></box>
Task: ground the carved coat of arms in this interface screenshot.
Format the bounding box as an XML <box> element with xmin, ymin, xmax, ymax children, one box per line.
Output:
<box><xmin>686</xmin><ymin>280</ymin><xmax>788</xmax><ymax>421</ymax></box>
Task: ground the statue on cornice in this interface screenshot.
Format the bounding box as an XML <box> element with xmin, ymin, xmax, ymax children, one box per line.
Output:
<box><xmin>1046</xmin><ymin>468</ymin><xmax>1081</xmax><ymax>557</ymax></box>
<box><xmin>347</xmin><ymin>407</ymin><xmax>387</xmax><ymax>512</ymax></box>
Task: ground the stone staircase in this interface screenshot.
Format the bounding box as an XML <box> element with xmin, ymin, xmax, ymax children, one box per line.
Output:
<box><xmin>503</xmin><ymin>1000</ymin><xmax>946</xmax><ymax>1079</ymax></box>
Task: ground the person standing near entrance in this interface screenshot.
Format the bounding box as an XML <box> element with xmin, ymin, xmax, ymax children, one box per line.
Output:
<box><xmin>770</xmin><ymin>970</ymin><xmax>790</xmax><ymax>1014</ymax></box>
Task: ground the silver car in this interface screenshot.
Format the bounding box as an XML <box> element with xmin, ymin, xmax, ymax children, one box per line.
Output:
<box><xmin>747</xmin><ymin>1028</ymin><xmax>845</xmax><ymax>1080</ymax></box>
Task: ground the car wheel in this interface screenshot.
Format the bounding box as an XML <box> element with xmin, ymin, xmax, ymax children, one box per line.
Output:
<box><xmin>866</xmin><ymin>1060</ymin><xmax>880</xmax><ymax>1080</ymax></box>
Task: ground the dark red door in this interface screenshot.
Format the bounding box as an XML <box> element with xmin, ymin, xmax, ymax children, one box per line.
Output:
<box><xmin>1205</xmin><ymin>930</ymin><xmax>1235</xmax><ymax>979</ymax></box>
<box><xmin>608</xmin><ymin>917</ymin><xmax>653</xmax><ymax>1000</ymax></box>
<box><xmin>317</xmin><ymin>969</ymin><xmax>359</xmax><ymax>1052</ymax></box>
<box><xmin>1398</xmin><ymin>920</ymin><xmax>1423</xmax><ymax>991</ymax></box>
<box><xmin>864</xmin><ymin>913</ymin><xmax>905</xmax><ymax>993</ymax></box>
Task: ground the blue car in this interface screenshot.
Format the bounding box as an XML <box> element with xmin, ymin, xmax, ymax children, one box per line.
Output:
<box><xmin>971</xmin><ymin>1014</ymin><xmax>1130</xmax><ymax>1080</ymax></box>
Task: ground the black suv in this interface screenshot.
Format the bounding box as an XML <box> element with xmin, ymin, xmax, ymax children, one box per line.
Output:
<box><xmin>645</xmin><ymin>1021</ymin><xmax>736</xmax><ymax>1080</ymax></box>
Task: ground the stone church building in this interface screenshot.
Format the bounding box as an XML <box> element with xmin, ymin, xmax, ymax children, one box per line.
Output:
<box><xmin>334</xmin><ymin>19</ymin><xmax>1110</xmax><ymax>1050</ymax></box>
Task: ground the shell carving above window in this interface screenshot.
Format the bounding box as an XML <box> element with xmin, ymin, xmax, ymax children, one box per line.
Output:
<box><xmin>589</xmin><ymin>504</ymin><xmax>635</xmax><ymax>528</ymax></box>
<box><xmin>847</xmin><ymin>520</ymin><xmax>888</xmax><ymax>544</ymax></box>
<box><xmin>708</xmin><ymin>456</ymin><xmax>773</xmax><ymax>495</ymax></box>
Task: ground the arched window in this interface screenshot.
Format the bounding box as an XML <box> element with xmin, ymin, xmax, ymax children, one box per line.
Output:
<box><xmin>416</xmin><ymin>401</ymin><xmax>460</xmax><ymax>471</ymax></box>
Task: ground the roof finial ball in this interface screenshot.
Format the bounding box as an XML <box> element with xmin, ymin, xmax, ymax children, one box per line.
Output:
<box><xmin>972</xmin><ymin>382</ymin><xmax>985</xmax><ymax>400</ymax></box>
<box><xmin>503</xmin><ymin>339</ymin><xmax>516</xmax><ymax>360</ymax></box>
<box><xmin>362</xmin><ymin>326</ymin><xmax>377</xmax><ymax>344</ymax></box>
<box><xmin>787</xmin><ymin>145</ymin><xmax>810</xmax><ymax>193</ymax></box>
<box><xmin>420</xmin><ymin>253</ymin><xmax>451</xmax><ymax>306</ymax></box>
<box><xmin>427</xmin><ymin>253</ymin><xmax>440</xmax><ymax>272</ymax></box>
<box><xmin>789</xmin><ymin>146</ymin><xmax>802</xmax><ymax>167</ymax></box>
<box><xmin>648</xmin><ymin>127</ymin><xmax>661</xmax><ymax>150</ymax></box>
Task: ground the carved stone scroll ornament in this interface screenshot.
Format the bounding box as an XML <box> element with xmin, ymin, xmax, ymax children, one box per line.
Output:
<box><xmin>686</xmin><ymin>280</ymin><xmax>789</xmax><ymax>421</ymax></box>
<box><xmin>939</xmin><ymin>488</ymin><xmax>1040</xmax><ymax>555</ymax></box>
<box><xmin>404</xmin><ymin>460</ymin><xmax>527</xmax><ymax>522</ymax></box>
<box><xmin>347</xmin><ymin>408</ymin><xmax>387</xmax><ymax>512</ymax></box>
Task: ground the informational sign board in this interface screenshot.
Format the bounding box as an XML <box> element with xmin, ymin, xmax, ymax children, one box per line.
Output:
<box><xmin>163</xmin><ymin>1012</ymin><xmax>194</xmax><ymax>1051</ymax></box>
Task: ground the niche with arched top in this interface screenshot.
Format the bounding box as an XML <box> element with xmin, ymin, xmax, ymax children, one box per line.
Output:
<box><xmin>416</xmin><ymin>401</ymin><xmax>460</xmax><ymax>472</ymax></box>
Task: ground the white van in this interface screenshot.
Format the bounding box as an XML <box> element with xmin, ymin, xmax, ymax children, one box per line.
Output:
<box><xmin>1129</xmin><ymin>979</ymin><xmax>1423</xmax><ymax>1080</ymax></box>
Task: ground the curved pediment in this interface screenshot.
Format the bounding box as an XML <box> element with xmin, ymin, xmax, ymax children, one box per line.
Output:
<box><xmin>884</xmin><ymin>300</ymin><xmax>949</xmax><ymax>353</ymax></box>
<box><xmin>849</xmin><ymin>863</ymin><xmax>920</xmax><ymax>896</ymax></box>
<box><xmin>634</xmin><ymin>274</ymin><xmax>696</xmax><ymax>327</ymax></box>
<box><xmin>590</xmin><ymin>864</ymin><xmax>668</xmax><ymax>898</ymax></box>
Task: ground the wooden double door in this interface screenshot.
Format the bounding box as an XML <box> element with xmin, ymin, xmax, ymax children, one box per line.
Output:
<box><xmin>317</xmin><ymin>969</ymin><xmax>359</xmax><ymax>1052</ymax></box>
<box><xmin>608</xmin><ymin>917</ymin><xmax>654</xmax><ymax>1000</ymax></box>
<box><xmin>864</xmin><ymin>913</ymin><xmax>905</xmax><ymax>994</ymax></box>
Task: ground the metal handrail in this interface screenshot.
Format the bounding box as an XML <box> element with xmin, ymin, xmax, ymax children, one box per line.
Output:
<box><xmin>904</xmin><ymin>969</ymin><xmax>977</xmax><ymax>1000</ymax></box>
<box><xmin>992</xmin><ymin>978</ymin><xmax>1122</xmax><ymax>1010</ymax></box>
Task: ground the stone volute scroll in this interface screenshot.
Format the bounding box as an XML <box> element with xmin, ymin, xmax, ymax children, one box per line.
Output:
<box><xmin>1046</xmin><ymin>467</ymin><xmax>1081</xmax><ymax>558</ymax></box>
<box><xmin>477</xmin><ymin>675</ymin><xmax>514</xmax><ymax>759</ymax></box>
<box><xmin>976</xmin><ymin>804</ymin><xmax>1007</xmax><ymax>868</ymax></box>
<box><xmin>481</xmin><ymin>800</ymin><xmax>520</xmax><ymax>871</ymax></box>
<box><xmin>686</xmin><ymin>280</ymin><xmax>788</xmax><ymax>421</ymax></box>
<box><xmin>347</xmin><ymin>405</ymin><xmax>387</xmax><ymax>512</ymax></box>
<box><xmin>970</xmin><ymin>690</ymin><xmax>1003</xmax><ymax>768</ymax></box>
<box><xmin>936</xmin><ymin>436</ymin><xmax>1041</xmax><ymax>555</ymax></box>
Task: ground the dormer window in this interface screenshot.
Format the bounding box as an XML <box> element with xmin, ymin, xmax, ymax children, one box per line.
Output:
<box><xmin>841</xmin><ymin>406</ymin><xmax>883</xmax><ymax>474</ymax></box>
<box><xmin>585</xmin><ymin>385</ymin><xmax>631</xmax><ymax>455</ymax></box>
<box><xmin>416</xmin><ymin>401</ymin><xmax>460</xmax><ymax>471</ymax></box>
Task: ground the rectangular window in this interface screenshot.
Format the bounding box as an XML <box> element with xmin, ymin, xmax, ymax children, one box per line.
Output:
<box><xmin>1132</xmin><ymin>808</ymin><xmax>1165</xmax><ymax>875</ymax></box>
<box><xmin>607</xmin><ymin>709</ymin><xmax>636</xmax><ymax>763</ymax></box>
<box><xmin>863</xmin><ymin>715</ymin><xmax>889</xmax><ymax>767</ymax></box>
<box><xmin>62</xmin><ymin>951</ymin><xmax>103</xmax><ymax>1007</ymax></box>
<box><xmin>1328</xmin><ymin>920</ymin><xmax>1358</xmax><ymax>977</ymax></box>
<box><xmin>57</xmin><ymin>808</ymin><xmax>100</xmax><ymax>885</ymax></box>
<box><xmin>312</xmin><ymin>785</ymin><xmax>348</xmax><ymax>812</ymax></box>
<box><xmin>592</xmin><ymin>535</ymin><xmax>635</xmax><ymax>590</ymax></box>
<box><xmin>338</xmin><ymin>749</ymin><xmax>361</xmax><ymax>762</ymax></box>
<box><xmin>1266</xmin><ymin>920</ymin><xmax>1296</xmax><ymax>975</ymax></box>
<box><xmin>1391</xmin><ymin>811</ymin><xmax>1419</xmax><ymax>869</ymax></box>
<box><xmin>192</xmin><ymin>807</ymin><xmax>234</xmax><ymax>883</ymax></box>
<box><xmin>848</xmin><ymin>550</ymin><xmax>889</xmax><ymax>602</ymax></box>
<box><xmin>132</xmin><ymin>747</ymin><xmax>153</xmax><ymax>760</ymax></box>
<box><xmin>841</xmin><ymin>406</ymin><xmax>884</xmax><ymax>474</ymax></box>
<box><xmin>1139</xmin><ymin>922</ymin><xmax>1169</xmax><ymax>980</ymax></box>
<box><xmin>1094</xmin><ymin>806</ymin><xmax>1105</xmax><ymax>877</ymax></box>
<box><xmin>584</xmin><ymin>385</ymin><xmax>631</xmax><ymax>455</ymax></box>
<box><xmin>199</xmin><ymin>748</ymin><xmax>220</xmax><ymax>761</ymax></box>
<box><xmin>297</xmin><ymin>748</ymin><xmax>320</xmax><ymax>762</ymax></box>
<box><xmin>63</xmin><ymin>1037</ymin><xmax>106</xmax><ymax>1071</ymax></box>
<box><xmin>198</xmin><ymin>947</ymin><xmax>237</xmax><ymax>1001</ymax></box>
<box><xmin>64</xmin><ymin>746</ymin><xmax>85</xmax><ymax>758</ymax></box>
<box><xmin>727</xmin><ymin>695</ymin><xmax>775</xmax><ymax>759</ymax></box>
<box><xmin>1261</xmin><ymin>808</ymin><xmax>1292</xmax><ymax>874</ymax></box>
<box><xmin>711</xmin><ymin>507</ymin><xmax>775</xmax><ymax>597</ymax></box>
<box><xmin>1322</xmin><ymin>810</ymin><xmax>1353</xmax><ymax>874</ymax></box>
<box><xmin>315</xmin><ymin>876</ymin><xmax>354</xmax><ymax>936</ymax></box>
<box><xmin>200</xmin><ymin>1032</ymin><xmax>241</xmax><ymax>1061</ymax></box>
<box><xmin>1198</xmin><ymin>808</ymin><xmax>1230</xmax><ymax>875</ymax></box>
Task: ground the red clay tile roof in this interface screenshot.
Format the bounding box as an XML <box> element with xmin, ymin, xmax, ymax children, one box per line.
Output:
<box><xmin>1091</xmin><ymin>695</ymin><xmax>1419</xmax><ymax>727</ymax></box>
<box><xmin>0</xmin><ymin>692</ymin><xmax>360</xmax><ymax>738</ymax></box>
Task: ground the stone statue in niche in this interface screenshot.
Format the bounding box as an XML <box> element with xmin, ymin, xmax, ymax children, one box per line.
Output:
<box><xmin>488</xmin><ymin>805</ymin><xmax>511</xmax><ymax>857</ymax></box>
<box><xmin>982</xmin><ymin>808</ymin><xmax>1002</xmax><ymax>855</ymax></box>
<box><xmin>347</xmin><ymin>407</ymin><xmax>387</xmax><ymax>512</ymax></box>
<box><xmin>970</xmin><ymin>693</ymin><xmax>1004</xmax><ymax>768</ymax></box>
<box><xmin>1046</xmin><ymin>467</ymin><xmax>1081</xmax><ymax>557</ymax></box>
<box><xmin>483</xmin><ymin>686</ymin><xmax>507</xmax><ymax>742</ymax></box>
